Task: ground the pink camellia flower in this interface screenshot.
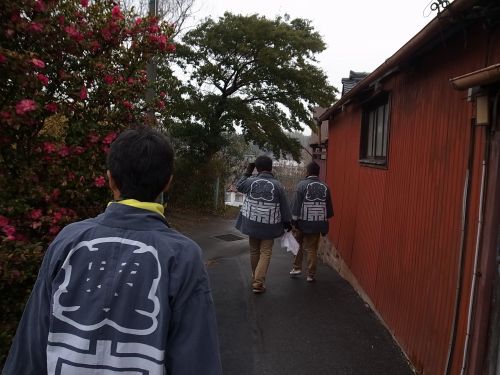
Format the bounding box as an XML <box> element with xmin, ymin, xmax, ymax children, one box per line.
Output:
<box><xmin>51</xmin><ymin>188</ymin><xmax>61</xmax><ymax>201</ymax></box>
<box><xmin>94</xmin><ymin>175</ymin><xmax>106</xmax><ymax>187</ymax></box>
<box><xmin>135</xmin><ymin>18</ymin><xmax>143</xmax><ymax>26</ymax></box>
<box><xmin>103</xmin><ymin>75</ymin><xmax>114</xmax><ymax>84</ymax></box>
<box><xmin>80</xmin><ymin>85</ymin><xmax>88</xmax><ymax>100</ymax></box>
<box><xmin>80</xmin><ymin>0</ymin><xmax>89</xmax><ymax>7</ymax></box>
<box><xmin>43</xmin><ymin>142</ymin><xmax>57</xmax><ymax>153</ymax></box>
<box><xmin>31</xmin><ymin>58</ymin><xmax>45</xmax><ymax>68</ymax></box>
<box><xmin>0</xmin><ymin>54</ymin><xmax>6</xmax><ymax>63</ymax></box>
<box><xmin>29</xmin><ymin>22</ymin><xmax>44</xmax><ymax>32</ymax></box>
<box><xmin>73</xmin><ymin>146</ymin><xmax>85</xmax><ymax>154</ymax></box>
<box><xmin>157</xmin><ymin>100</ymin><xmax>165</xmax><ymax>109</ymax></box>
<box><xmin>45</xmin><ymin>102</ymin><xmax>58</xmax><ymax>113</ymax></box>
<box><xmin>123</xmin><ymin>100</ymin><xmax>133</xmax><ymax>109</ymax></box>
<box><xmin>37</xmin><ymin>73</ymin><xmax>49</xmax><ymax>85</ymax></box>
<box><xmin>16</xmin><ymin>99</ymin><xmax>37</xmax><ymax>115</ymax></box>
<box><xmin>3</xmin><ymin>225</ymin><xmax>16</xmax><ymax>240</ymax></box>
<box><xmin>60</xmin><ymin>207</ymin><xmax>76</xmax><ymax>217</ymax></box>
<box><xmin>166</xmin><ymin>43</ymin><xmax>176</xmax><ymax>52</ymax></box>
<box><xmin>152</xmin><ymin>34</ymin><xmax>168</xmax><ymax>50</ymax></box>
<box><xmin>65</xmin><ymin>25</ymin><xmax>84</xmax><ymax>42</ymax></box>
<box><xmin>30</xmin><ymin>209</ymin><xmax>42</xmax><ymax>220</ymax></box>
<box><xmin>102</xmin><ymin>132</ymin><xmax>117</xmax><ymax>145</ymax></box>
<box><xmin>127</xmin><ymin>78</ymin><xmax>135</xmax><ymax>85</ymax></box>
<box><xmin>88</xmin><ymin>133</ymin><xmax>100</xmax><ymax>143</ymax></box>
<box><xmin>90</xmin><ymin>40</ymin><xmax>101</xmax><ymax>52</ymax></box>
<box><xmin>101</xmin><ymin>27</ymin><xmax>112</xmax><ymax>41</ymax></box>
<box><xmin>49</xmin><ymin>225</ymin><xmax>60</xmax><ymax>235</ymax></box>
<box><xmin>148</xmin><ymin>24</ymin><xmax>159</xmax><ymax>33</ymax></box>
<box><xmin>34</xmin><ymin>0</ymin><xmax>46</xmax><ymax>12</ymax></box>
<box><xmin>58</xmin><ymin>145</ymin><xmax>70</xmax><ymax>157</ymax></box>
<box><xmin>52</xmin><ymin>211</ymin><xmax>63</xmax><ymax>223</ymax></box>
<box><xmin>111</xmin><ymin>5</ymin><xmax>123</xmax><ymax>19</ymax></box>
<box><xmin>10</xmin><ymin>11</ymin><xmax>21</xmax><ymax>23</ymax></box>
<box><xmin>0</xmin><ymin>215</ymin><xmax>9</xmax><ymax>227</ymax></box>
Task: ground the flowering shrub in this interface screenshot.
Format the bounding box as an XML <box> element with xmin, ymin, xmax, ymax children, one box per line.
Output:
<box><xmin>0</xmin><ymin>0</ymin><xmax>175</xmax><ymax>363</ymax></box>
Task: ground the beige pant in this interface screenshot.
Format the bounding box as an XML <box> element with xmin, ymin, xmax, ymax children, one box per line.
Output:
<box><xmin>249</xmin><ymin>237</ymin><xmax>274</xmax><ymax>288</ymax></box>
<box><xmin>292</xmin><ymin>231</ymin><xmax>321</xmax><ymax>277</ymax></box>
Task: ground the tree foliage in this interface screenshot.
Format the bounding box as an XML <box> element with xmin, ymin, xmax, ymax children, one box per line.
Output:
<box><xmin>0</xmin><ymin>0</ymin><xmax>174</xmax><ymax>237</ymax></box>
<box><xmin>0</xmin><ymin>0</ymin><xmax>174</xmax><ymax>363</ymax></box>
<box><xmin>166</xmin><ymin>12</ymin><xmax>337</xmax><ymax>161</ymax></box>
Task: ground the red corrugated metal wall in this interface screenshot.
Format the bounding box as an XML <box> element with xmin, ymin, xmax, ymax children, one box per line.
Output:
<box><xmin>326</xmin><ymin>22</ymin><xmax>494</xmax><ymax>374</ymax></box>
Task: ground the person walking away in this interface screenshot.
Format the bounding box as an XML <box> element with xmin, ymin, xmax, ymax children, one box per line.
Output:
<box><xmin>3</xmin><ymin>126</ymin><xmax>223</xmax><ymax>375</ymax></box>
<box><xmin>235</xmin><ymin>155</ymin><xmax>292</xmax><ymax>294</ymax></box>
<box><xmin>289</xmin><ymin>161</ymin><xmax>333</xmax><ymax>282</ymax></box>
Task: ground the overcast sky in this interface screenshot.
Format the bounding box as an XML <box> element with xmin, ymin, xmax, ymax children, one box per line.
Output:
<box><xmin>187</xmin><ymin>0</ymin><xmax>447</xmax><ymax>92</ymax></box>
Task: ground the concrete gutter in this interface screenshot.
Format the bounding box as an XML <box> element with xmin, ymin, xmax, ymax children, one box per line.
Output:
<box><xmin>319</xmin><ymin>0</ymin><xmax>477</xmax><ymax>121</ymax></box>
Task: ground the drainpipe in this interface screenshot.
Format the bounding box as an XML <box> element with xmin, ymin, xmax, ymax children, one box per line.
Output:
<box><xmin>444</xmin><ymin>117</ymin><xmax>475</xmax><ymax>375</ymax></box>
<box><xmin>459</xmin><ymin>90</ymin><xmax>499</xmax><ymax>374</ymax></box>
<box><xmin>146</xmin><ymin>0</ymin><xmax>158</xmax><ymax>125</ymax></box>
<box><xmin>446</xmin><ymin>65</ymin><xmax>500</xmax><ymax>374</ymax></box>
<box><xmin>460</xmin><ymin>124</ymin><xmax>489</xmax><ymax>375</ymax></box>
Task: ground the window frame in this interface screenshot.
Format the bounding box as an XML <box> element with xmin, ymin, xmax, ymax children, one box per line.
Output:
<box><xmin>359</xmin><ymin>93</ymin><xmax>391</xmax><ymax>168</ymax></box>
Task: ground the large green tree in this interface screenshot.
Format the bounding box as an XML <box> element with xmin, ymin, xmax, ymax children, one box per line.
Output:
<box><xmin>166</xmin><ymin>12</ymin><xmax>337</xmax><ymax>161</ymax></box>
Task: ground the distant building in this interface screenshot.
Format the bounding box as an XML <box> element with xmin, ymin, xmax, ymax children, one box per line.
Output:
<box><xmin>224</xmin><ymin>184</ymin><xmax>245</xmax><ymax>207</ymax></box>
<box><xmin>309</xmin><ymin>107</ymin><xmax>329</xmax><ymax>181</ymax></box>
<box><xmin>340</xmin><ymin>70</ymin><xmax>369</xmax><ymax>97</ymax></box>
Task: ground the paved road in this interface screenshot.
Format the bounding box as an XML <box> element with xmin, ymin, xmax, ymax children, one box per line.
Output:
<box><xmin>176</xmin><ymin>214</ymin><xmax>415</xmax><ymax>375</ymax></box>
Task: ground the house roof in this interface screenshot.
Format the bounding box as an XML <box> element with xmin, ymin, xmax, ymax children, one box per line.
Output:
<box><xmin>319</xmin><ymin>0</ymin><xmax>484</xmax><ymax>122</ymax></box>
<box><xmin>341</xmin><ymin>71</ymin><xmax>370</xmax><ymax>97</ymax></box>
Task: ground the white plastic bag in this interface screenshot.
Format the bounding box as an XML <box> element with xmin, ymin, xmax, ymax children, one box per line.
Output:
<box><xmin>281</xmin><ymin>231</ymin><xmax>299</xmax><ymax>255</ymax></box>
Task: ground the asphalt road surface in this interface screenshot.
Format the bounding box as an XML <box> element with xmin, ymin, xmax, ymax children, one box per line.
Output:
<box><xmin>175</xmin><ymin>214</ymin><xmax>415</xmax><ymax>375</ymax></box>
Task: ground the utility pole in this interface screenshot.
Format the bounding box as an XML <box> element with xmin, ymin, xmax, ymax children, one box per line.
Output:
<box><xmin>146</xmin><ymin>0</ymin><xmax>158</xmax><ymax>126</ymax></box>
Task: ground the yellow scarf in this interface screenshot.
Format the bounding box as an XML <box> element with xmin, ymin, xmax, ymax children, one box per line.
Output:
<box><xmin>109</xmin><ymin>199</ymin><xmax>165</xmax><ymax>218</ymax></box>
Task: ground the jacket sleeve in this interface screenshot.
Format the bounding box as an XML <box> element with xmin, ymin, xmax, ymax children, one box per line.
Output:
<box><xmin>291</xmin><ymin>183</ymin><xmax>304</xmax><ymax>220</ymax></box>
<box><xmin>326</xmin><ymin>188</ymin><xmax>334</xmax><ymax>218</ymax></box>
<box><xmin>3</xmin><ymin>249</ymin><xmax>52</xmax><ymax>375</ymax></box>
<box><xmin>235</xmin><ymin>174</ymin><xmax>252</xmax><ymax>194</ymax></box>
<box><xmin>165</xmin><ymin>244</ymin><xmax>222</xmax><ymax>375</ymax></box>
<box><xmin>278</xmin><ymin>184</ymin><xmax>292</xmax><ymax>223</ymax></box>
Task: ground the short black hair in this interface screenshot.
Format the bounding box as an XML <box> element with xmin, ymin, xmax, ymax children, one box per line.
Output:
<box><xmin>107</xmin><ymin>126</ymin><xmax>174</xmax><ymax>202</ymax></box>
<box><xmin>255</xmin><ymin>155</ymin><xmax>273</xmax><ymax>172</ymax></box>
<box><xmin>306</xmin><ymin>161</ymin><xmax>320</xmax><ymax>176</ymax></box>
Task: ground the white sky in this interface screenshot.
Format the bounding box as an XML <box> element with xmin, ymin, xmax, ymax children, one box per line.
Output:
<box><xmin>187</xmin><ymin>0</ymin><xmax>445</xmax><ymax>92</ymax></box>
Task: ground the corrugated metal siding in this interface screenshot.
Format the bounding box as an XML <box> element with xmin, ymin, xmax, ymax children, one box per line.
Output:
<box><xmin>326</xmin><ymin>22</ymin><xmax>495</xmax><ymax>375</ymax></box>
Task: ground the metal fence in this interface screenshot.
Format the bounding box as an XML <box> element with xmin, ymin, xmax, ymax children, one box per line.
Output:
<box><xmin>272</xmin><ymin>164</ymin><xmax>306</xmax><ymax>203</ymax></box>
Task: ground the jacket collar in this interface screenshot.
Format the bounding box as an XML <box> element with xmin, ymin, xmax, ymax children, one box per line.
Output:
<box><xmin>257</xmin><ymin>171</ymin><xmax>274</xmax><ymax>178</ymax></box>
<box><xmin>99</xmin><ymin>202</ymin><xmax>169</xmax><ymax>229</ymax></box>
<box><xmin>110</xmin><ymin>199</ymin><xmax>165</xmax><ymax>217</ymax></box>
